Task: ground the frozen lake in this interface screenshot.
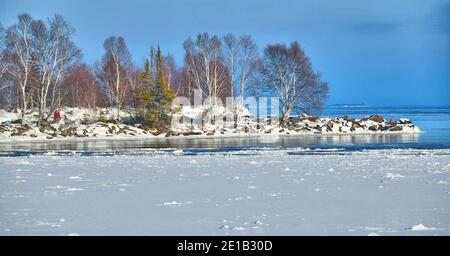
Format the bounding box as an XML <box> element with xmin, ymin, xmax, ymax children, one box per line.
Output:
<box><xmin>1</xmin><ymin>106</ymin><xmax>449</xmax><ymax>235</ymax></box>
<box><xmin>1</xmin><ymin>148</ymin><xmax>449</xmax><ymax>235</ymax></box>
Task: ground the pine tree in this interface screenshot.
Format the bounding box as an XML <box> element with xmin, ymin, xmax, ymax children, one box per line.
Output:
<box><xmin>140</xmin><ymin>58</ymin><xmax>154</xmax><ymax>123</ymax></box>
<box><xmin>140</xmin><ymin>46</ymin><xmax>175</xmax><ymax>128</ymax></box>
<box><xmin>153</xmin><ymin>45</ymin><xmax>175</xmax><ymax>126</ymax></box>
<box><xmin>144</xmin><ymin>58</ymin><xmax>150</xmax><ymax>73</ymax></box>
<box><xmin>156</xmin><ymin>46</ymin><xmax>175</xmax><ymax>112</ymax></box>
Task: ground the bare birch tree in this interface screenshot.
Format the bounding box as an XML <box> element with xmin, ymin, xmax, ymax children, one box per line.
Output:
<box><xmin>32</xmin><ymin>15</ymin><xmax>81</xmax><ymax>126</ymax></box>
<box><xmin>0</xmin><ymin>23</ymin><xmax>14</xmax><ymax>108</ymax></box>
<box><xmin>163</xmin><ymin>54</ymin><xmax>176</xmax><ymax>89</ymax></box>
<box><xmin>259</xmin><ymin>41</ymin><xmax>328</xmax><ymax>126</ymax></box>
<box><xmin>126</xmin><ymin>66</ymin><xmax>141</xmax><ymax>109</ymax></box>
<box><xmin>183</xmin><ymin>33</ymin><xmax>230</xmax><ymax>105</ymax></box>
<box><xmin>4</xmin><ymin>14</ymin><xmax>35</xmax><ymax>123</ymax></box>
<box><xmin>222</xmin><ymin>33</ymin><xmax>260</xmax><ymax>106</ymax></box>
<box><xmin>237</xmin><ymin>35</ymin><xmax>259</xmax><ymax>103</ymax></box>
<box><xmin>222</xmin><ymin>33</ymin><xmax>238</xmax><ymax>99</ymax></box>
<box><xmin>182</xmin><ymin>39</ymin><xmax>201</xmax><ymax>102</ymax></box>
<box><xmin>0</xmin><ymin>23</ymin><xmax>8</xmax><ymax>83</ymax></box>
<box><xmin>97</xmin><ymin>36</ymin><xmax>131</xmax><ymax>121</ymax></box>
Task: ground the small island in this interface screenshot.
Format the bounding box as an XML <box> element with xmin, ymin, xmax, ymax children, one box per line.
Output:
<box><xmin>0</xmin><ymin>15</ymin><xmax>422</xmax><ymax>144</ymax></box>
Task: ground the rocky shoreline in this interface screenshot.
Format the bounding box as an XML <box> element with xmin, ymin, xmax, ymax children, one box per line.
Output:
<box><xmin>0</xmin><ymin>109</ymin><xmax>420</xmax><ymax>141</ymax></box>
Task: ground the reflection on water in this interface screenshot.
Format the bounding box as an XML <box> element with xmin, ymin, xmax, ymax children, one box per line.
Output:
<box><xmin>0</xmin><ymin>133</ymin><xmax>425</xmax><ymax>153</ymax></box>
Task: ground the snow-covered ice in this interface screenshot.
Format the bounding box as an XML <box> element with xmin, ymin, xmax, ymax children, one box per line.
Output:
<box><xmin>0</xmin><ymin>148</ymin><xmax>449</xmax><ymax>235</ymax></box>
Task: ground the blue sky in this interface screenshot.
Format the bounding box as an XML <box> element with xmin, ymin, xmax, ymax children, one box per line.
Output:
<box><xmin>1</xmin><ymin>0</ymin><xmax>449</xmax><ymax>106</ymax></box>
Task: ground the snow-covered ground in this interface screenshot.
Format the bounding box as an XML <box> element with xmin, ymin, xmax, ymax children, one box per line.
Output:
<box><xmin>1</xmin><ymin>148</ymin><xmax>449</xmax><ymax>235</ymax></box>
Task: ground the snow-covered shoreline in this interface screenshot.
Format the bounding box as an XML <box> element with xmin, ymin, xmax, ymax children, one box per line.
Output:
<box><xmin>0</xmin><ymin>107</ymin><xmax>421</xmax><ymax>143</ymax></box>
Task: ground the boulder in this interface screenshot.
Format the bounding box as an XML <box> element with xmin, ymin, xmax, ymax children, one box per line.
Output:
<box><xmin>11</xmin><ymin>124</ymin><xmax>31</xmax><ymax>136</ymax></box>
<box><xmin>389</xmin><ymin>126</ymin><xmax>403</xmax><ymax>131</ymax></box>
<box><xmin>307</xmin><ymin>116</ymin><xmax>319</xmax><ymax>122</ymax></box>
<box><xmin>10</xmin><ymin>131</ymin><xmax>24</xmax><ymax>136</ymax></box>
<box><xmin>296</xmin><ymin>126</ymin><xmax>311</xmax><ymax>132</ymax></box>
<box><xmin>148</xmin><ymin>130</ymin><xmax>160</xmax><ymax>136</ymax></box>
<box><xmin>326</xmin><ymin>120</ymin><xmax>335</xmax><ymax>132</ymax></box>
<box><xmin>350</xmin><ymin>122</ymin><xmax>361</xmax><ymax>132</ymax></box>
<box><xmin>368</xmin><ymin>125</ymin><xmax>379</xmax><ymax>131</ymax></box>
<box><xmin>39</xmin><ymin>122</ymin><xmax>56</xmax><ymax>135</ymax></box>
<box><xmin>400</xmin><ymin>119</ymin><xmax>411</xmax><ymax>124</ymax></box>
<box><xmin>0</xmin><ymin>125</ymin><xmax>9</xmax><ymax>133</ymax></box>
<box><xmin>381</xmin><ymin>125</ymin><xmax>391</xmax><ymax>131</ymax></box>
<box><xmin>386</xmin><ymin>119</ymin><xmax>398</xmax><ymax>125</ymax></box>
<box><xmin>133</xmin><ymin>124</ymin><xmax>144</xmax><ymax>129</ymax></box>
<box><xmin>117</xmin><ymin>128</ymin><xmax>127</xmax><ymax>135</ymax></box>
<box><xmin>206</xmin><ymin>131</ymin><xmax>215</xmax><ymax>136</ymax></box>
<box><xmin>369</xmin><ymin>115</ymin><xmax>384</xmax><ymax>123</ymax></box>
<box><xmin>60</xmin><ymin>126</ymin><xmax>77</xmax><ymax>137</ymax></box>
<box><xmin>181</xmin><ymin>131</ymin><xmax>201</xmax><ymax>136</ymax></box>
<box><xmin>165</xmin><ymin>131</ymin><xmax>179</xmax><ymax>137</ymax></box>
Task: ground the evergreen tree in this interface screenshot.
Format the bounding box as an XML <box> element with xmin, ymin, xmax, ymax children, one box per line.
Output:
<box><xmin>140</xmin><ymin>58</ymin><xmax>154</xmax><ymax>123</ymax></box>
<box><xmin>156</xmin><ymin>46</ymin><xmax>175</xmax><ymax>114</ymax></box>
<box><xmin>140</xmin><ymin>46</ymin><xmax>175</xmax><ymax>128</ymax></box>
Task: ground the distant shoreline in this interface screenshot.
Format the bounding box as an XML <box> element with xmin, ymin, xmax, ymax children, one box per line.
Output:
<box><xmin>327</xmin><ymin>104</ymin><xmax>368</xmax><ymax>107</ymax></box>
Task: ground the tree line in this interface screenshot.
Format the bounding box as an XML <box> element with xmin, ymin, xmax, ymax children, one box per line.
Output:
<box><xmin>0</xmin><ymin>13</ymin><xmax>328</xmax><ymax>128</ymax></box>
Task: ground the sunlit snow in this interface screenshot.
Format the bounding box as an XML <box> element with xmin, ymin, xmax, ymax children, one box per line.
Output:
<box><xmin>0</xmin><ymin>148</ymin><xmax>449</xmax><ymax>235</ymax></box>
